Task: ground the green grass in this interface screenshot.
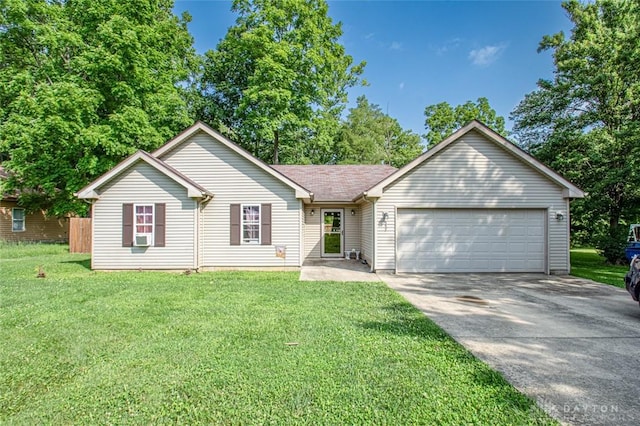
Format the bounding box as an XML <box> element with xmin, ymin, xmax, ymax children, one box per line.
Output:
<box><xmin>0</xmin><ymin>243</ymin><xmax>554</xmax><ymax>424</ymax></box>
<box><xmin>570</xmin><ymin>248</ymin><xmax>628</xmax><ymax>288</ymax></box>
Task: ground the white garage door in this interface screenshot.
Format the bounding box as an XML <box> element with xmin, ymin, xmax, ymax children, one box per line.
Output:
<box><xmin>397</xmin><ymin>209</ymin><xmax>546</xmax><ymax>273</ymax></box>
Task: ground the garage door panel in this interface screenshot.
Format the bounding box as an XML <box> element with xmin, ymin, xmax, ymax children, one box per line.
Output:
<box><xmin>510</xmin><ymin>226</ymin><xmax>527</xmax><ymax>237</ymax></box>
<box><xmin>397</xmin><ymin>209</ymin><xmax>545</xmax><ymax>273</ymax></box>
<box><xmin>508</xmin><ymin>242</ymin><xmax>526</xmax><ymax>252</ymax></box>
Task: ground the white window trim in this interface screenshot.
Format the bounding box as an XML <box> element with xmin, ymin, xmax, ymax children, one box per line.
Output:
<box><xmin>241</xmin><ymin>204</ymin><xmax>261</xmax><ymax>245</ymax></box>
<box><xmin>12</xmin><ymin>208</ymin><xmax>25</xmax><ymax>232</ymax></box>
<box><xmin>134</xmin><ymin>204</ymin><xmax>154</xmax><ymax>244</ymax></box>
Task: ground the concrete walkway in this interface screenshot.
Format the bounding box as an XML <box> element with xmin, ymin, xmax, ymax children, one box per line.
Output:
<box><xmin>300</xmin><ymin>259</ymin><xmax>380</xmax><ymax>282</ymax></box>
<box><xmin>380</xmin><ymin>273</ymin><xmax>640</xmax><ymax>425</ymax></box>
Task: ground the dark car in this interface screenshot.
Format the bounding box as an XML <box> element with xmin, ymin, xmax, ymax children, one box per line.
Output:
<box><xmin>625</xmin><ymin>256</ymin><xmax>640</xmax><ymax>306</ymax></box>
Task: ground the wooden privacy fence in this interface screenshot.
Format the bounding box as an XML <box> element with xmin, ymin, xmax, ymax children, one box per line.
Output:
<box><xmin>69</xmin><ymin>218</ymin><xmax>92</xmax><ymax>253</ymax></box>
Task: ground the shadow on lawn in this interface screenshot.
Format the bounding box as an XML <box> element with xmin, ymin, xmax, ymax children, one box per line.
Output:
<box><xmin>358</xmin><ymin>303</ymin><xmax>545</xmax><ymax>418</ymax></box>
<box><xmin>61</xmin><ymin>258</ymin><xmax>91</xmax><ymax>270</ymax></box>
<box><xmin>358</xmin><ymin>302</ymin><xmax>450</xmax><ymax>340</ymax></box>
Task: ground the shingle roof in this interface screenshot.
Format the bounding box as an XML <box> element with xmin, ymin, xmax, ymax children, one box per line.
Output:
<box><xmin>271</xmin><ymin>164</ymin><xmax>397</xmax><ymax>202</ymax></box>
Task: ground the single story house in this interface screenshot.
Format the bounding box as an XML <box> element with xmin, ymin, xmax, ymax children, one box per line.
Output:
<box><xmin>76</xmin><ymin>120</ymin><xmax>584</xmax><ymax>273</ymax></box>
<box><xmin>0</xmin><ymin>167</ymin><xmax>69</xmax><ymax>243</ymax></box>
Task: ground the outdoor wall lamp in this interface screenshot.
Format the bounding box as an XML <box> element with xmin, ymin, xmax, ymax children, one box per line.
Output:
<box><xmin>351</xmin><ymin>209</ymin><xmax>356</xmax><ymax>216</ymax></box>
<box><xmin>382</xmin><ymin>212</ymin><xmax>389</xmax><ymax>221</ymax></box>
<box><xmin>556</xmin><ymin>212</ymin><xmax>564</xmax><ymax>221</ymax></box>
<box><xmin>310</xmin><ymin>209</ymin><xmax>315</xmax><ymax>216</ymax></box>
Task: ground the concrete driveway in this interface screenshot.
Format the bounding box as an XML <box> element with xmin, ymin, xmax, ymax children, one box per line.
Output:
<box><xmin>380</xmin><ymin>273</ymin><xmax>640</xmax><ymax>425</ymax></box>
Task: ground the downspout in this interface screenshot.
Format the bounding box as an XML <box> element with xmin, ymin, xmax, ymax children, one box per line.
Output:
<box><xmin>363</xmin><ymin>191</ymin><xmax>376</xmax><ymax>273</ymax></box>
<box><xmin>565</xmin><ymin>198</ymin><xmax>571</xmax><ymax>275</ymax></box>
<box><xmin>198</xmin><ymin>195</ymin><xmax>213</xmax><ymax>271</ymax></box>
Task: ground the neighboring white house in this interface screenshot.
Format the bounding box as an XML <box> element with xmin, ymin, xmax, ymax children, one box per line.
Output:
<box><xmin>77</xmin><ymin>120</ymin><xmax>584</xmax><ymax>274</ymax></box>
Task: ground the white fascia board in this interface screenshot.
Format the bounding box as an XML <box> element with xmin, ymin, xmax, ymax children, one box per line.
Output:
<box><xmin>76</xmin><ymin>189</ymin><xmax>100</xmax><ymax>199</ymax></box>
<box><xmin>563</xmin><ymin>188</ymin><xmax>585</xmax><ymax>199</ymax></box>
<box><xmin>296</xmin><ymin>189</ymin><xmax>311</xmax><ymax>200</ymax></box>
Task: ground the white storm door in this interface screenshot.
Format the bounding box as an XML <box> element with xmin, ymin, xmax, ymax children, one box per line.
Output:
<box><xmin>321</xmin><ymin>209</ymin><xmax>343</xmax><ymax>257</ymax></box>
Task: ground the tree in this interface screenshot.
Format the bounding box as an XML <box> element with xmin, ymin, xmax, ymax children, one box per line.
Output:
<box><xmin>510</xmin><ymin>0</ymin><xmax>640</xmax><ymax>262</ymax></box>
<box><xmin>200</xmin><ymin>0</ymin><xmax>365</xmax><ymax>165</ymax></box>
<box><xmin>0</xmin><ymin>0</ymin><xmax>197</xmax><ymax>216</ymax></box>
<box><xmin>336</xmin><ymin>96</ymin><xmax>422</xmax><ymax>167</ymax></box>
<box><xmin>424</xmin><ymin>97</ymin><xmax>506</xmax><ymax>149</ymax></box>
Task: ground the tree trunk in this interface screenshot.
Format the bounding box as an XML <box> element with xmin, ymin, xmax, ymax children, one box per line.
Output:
<box><xmin>608</xmin><ymin>182</ymin><xmax>624</xmax><ymax>231</ymax></box>
<box><xmin>273</xmin><ymin>130</ymin><xmax>279</xmax><ymax>165</ymax></box>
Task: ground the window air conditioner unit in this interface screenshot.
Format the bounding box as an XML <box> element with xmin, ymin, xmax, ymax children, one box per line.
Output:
<box><xmin>135</xmin><ymin>235</ymin><xmax>151</xmax><ymax>246</ymax></box>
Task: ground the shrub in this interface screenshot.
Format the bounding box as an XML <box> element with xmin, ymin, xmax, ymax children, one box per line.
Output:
<box><xmin>595</xmin><ymin>226</ymin><xmax>628</xmax><ymax>265</ymax></box>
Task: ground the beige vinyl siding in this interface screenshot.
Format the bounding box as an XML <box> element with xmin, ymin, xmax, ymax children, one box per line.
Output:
<box><xmin>0</xmin><ymin>200</ymin><xmax>69</xmax><ymax>242</ymax></box>
<box><xmin>92</xmin><ymin>163</ymin><xmax>196</xmax><ymax>270</ymax></box>
<box><xmin>302</xmin><ymin>205</ymin><xmax>360</xmax><ymax>260</ymax></box>
<box><xmin>360</xmin><ymin>201</ymin><xmax>373</xmax><ymax>265</ymax></box>
<box><xmin>160</xmin><ymin>132</ymin><xmax>301</xmax><ymax>267</ymax></box>
<box><xmin>376</xmin><ymin>129</ymin><xmax>570</xmax><ymax>273</ymax></box>
<box><xmin>303</xmin><ymin>207</ymin><xmax>318</xmax><ymax>259</ymax></box>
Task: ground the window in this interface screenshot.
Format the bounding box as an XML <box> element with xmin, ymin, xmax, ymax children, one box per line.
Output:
<box><xmin>230</xmin><ymin>203</ymin><xmax>270</xmax><ymax>246</ymax></box>
<box><xmin>135</xmin><ymin>204</ymin><xmax>154</xmax><ymax>243</ymax></box>
<box><xmin>122</xmin><ymin>203</ymin><xmax>165</xmax><ymax>247</ymax></box>
<box><xmin>242</xmin><ymin>205</ymin><xmax>260</xmax><ymax>244</ymax></box>
<box><xmin>12</xmin><ymin>208</ymin><xmax>25</xmax><ymax>232</ymax></box>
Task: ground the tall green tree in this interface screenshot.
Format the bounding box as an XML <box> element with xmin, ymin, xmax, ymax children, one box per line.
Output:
<box><xmin>201</xmin><ymin>0</ymin><xmax>365</xmax><ymax>165</ymax></box>
<box><xmin>0</xmin><ymin>0</ymin><xmax>197</xmax><ymax>215</ymax></box>
<box><xmin>336</xmin><ymin>96</ymin><xmax>422</xmax><ymax>167</ymax></box>
<box><xmin>424</xmin><ymin>97</ymin><xmax>506</xmax><ymax>149</ymax></box>
<box><xmin>510</xmin><ymin>0</ymin><xmax>640</xmax><ymax>261</ymax></box>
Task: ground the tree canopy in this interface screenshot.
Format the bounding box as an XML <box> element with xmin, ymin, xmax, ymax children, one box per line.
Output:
<box><xmin>424</xmin><ymin>97</ymin><xmax>506</xmax><ymax>149</ymax></box>
<box><xmin>0</xmin><ymin>0</ymin><xmax>197</xmax><ymax>215</ymax></box>
<box><xmin>200</xmin><ymin>0</ymin><xmax>365</xmax><ymax>165</ymax></box>
<box><xmin>510</xmin><ymin>0</ymin><xmax>640</xmax><ymax>261</ymax></box>
<box><xmin>336</xmin><ymin>96</ymin><xmax>422</xmax><ymax>167</ymax></box>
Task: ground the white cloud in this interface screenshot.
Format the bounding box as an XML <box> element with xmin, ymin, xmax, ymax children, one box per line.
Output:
<box><xmin>389</xmin><ymin>41</ymin><xmax>402</xmax><ymax>51</ymax></box>
<box><xmin>468</xmin><ymin>43</ymin><xmax>507</xmax><ymax>66</ymax></box>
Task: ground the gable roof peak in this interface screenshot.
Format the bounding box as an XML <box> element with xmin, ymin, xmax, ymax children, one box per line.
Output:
<box><xmin>75</xmin><ymin>150</ymin><xmax>212</xmax><ymax>200</ymax></box>
<box><xmin>365</xmin><ymin>121</ymin><xmax>585</xmax><ymax>199</ymax></box>
<box><xmin>152</xmin><ymin>122</ymin><xmax>311</xmax><ymax>199</ymax></box>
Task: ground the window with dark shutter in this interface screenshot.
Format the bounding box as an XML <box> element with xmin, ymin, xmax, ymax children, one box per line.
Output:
<box><xmin>154</xmin><ymin>203</ymin><xmax>166</xmax><ymax>247</ymax></box>
<box><xmin>261</xmin><ymin>203</ymin><xmax>271</xmax><ymax>245</ymax></box>
<box><xmin>230</xmin><ymin>204</ymin><xmax>240</xmax><ymax>245</ymax></box>
<box><xmin>122</xmin><ymin>203</ymin><xmax>134</xmax><ymax>247</ymax></box>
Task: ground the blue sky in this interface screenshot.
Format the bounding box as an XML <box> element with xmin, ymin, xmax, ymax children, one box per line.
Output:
<box><xmin>173</xmin><ymin>0</ymin><xmax>572</xmax><ymax>137</ymax></box>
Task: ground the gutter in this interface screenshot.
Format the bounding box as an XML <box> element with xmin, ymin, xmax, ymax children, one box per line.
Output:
<box><xmin>196</xmin><ymin>194</ymin><xmax>213</xmax><ymax>271</ymax></box>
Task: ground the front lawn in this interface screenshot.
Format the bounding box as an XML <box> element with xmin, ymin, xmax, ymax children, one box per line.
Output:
<box><xmin>0</xmin><ymin>243</ymin><xmax>554</xmax><ymax>424</ymax></box>
<box><xmin>570</xmin><ymin>248</ymin><xmax>628</xmax><ymax>288</ymax></box>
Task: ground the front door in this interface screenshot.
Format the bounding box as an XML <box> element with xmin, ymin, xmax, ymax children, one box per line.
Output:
<box><xmin>321</xmin><ymin>209</ymin><xmax>343</xmax><ymax>257</ymax></box>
